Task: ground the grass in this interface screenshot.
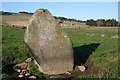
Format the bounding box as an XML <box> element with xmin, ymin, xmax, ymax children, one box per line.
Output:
<box><xmin>2</xmin><ymin>25</ymin><xmax>119</xmax><ymax>79</ymax></box>
<box><xmin>2</xmin><ymin>27</ymin><xmax>32</xmax><ymax>79</ymax></box>
<box><xmin>85</xmin><ymin>27</ymin><xmax>118</xmax><ymax>32</ymax></box>
<box><xmin>2</xmin><ymin>27</ymin><xmax>32</xmax><ymax>64</ymax></box>
<box><xmin>28</xmin><ymin>60</ymin><xmax>47</xmax><ymax>79</ymax></box>
<box><xmin>64</xmin><ymin>28</ymin><xmax>118</xmax><ymax>78</ymax></box>
<box><xmin>63</xmin><ymin>21</ymin><xmax>86</xmax><ymax>25</ymax></box>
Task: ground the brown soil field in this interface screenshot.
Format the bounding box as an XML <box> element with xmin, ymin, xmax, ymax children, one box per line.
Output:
<box><xmin>5</xmin><ymin>20</ymin><xmax>28</xmax><ymax>27</ymax></box>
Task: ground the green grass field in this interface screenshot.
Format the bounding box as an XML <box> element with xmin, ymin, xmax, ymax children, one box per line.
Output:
<box><xmin>2</xmin><ymin>26</ymin><xmax>119</xmax><ymax>79</ymax></box>
<box><xmin>65</xmin><ymin>28</ymin><xmax>118</xmax><ymax>78</ymax></box>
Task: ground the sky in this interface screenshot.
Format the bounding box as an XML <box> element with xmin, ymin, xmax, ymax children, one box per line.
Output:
<box><xmin>118</xmin><ymin>1</ymin><xmax>120</xmax><ymax>22</ymax></box>
<box><xmin>2</xmin><ymin>2</ymin><xmax>118</xmax><ymax>21</ymax></box>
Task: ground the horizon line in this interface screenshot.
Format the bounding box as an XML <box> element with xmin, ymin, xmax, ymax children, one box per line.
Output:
<box><xmin>1</xmin><ymin>10</ymin><xmax>118</xmax><ymax>21</ymax></box>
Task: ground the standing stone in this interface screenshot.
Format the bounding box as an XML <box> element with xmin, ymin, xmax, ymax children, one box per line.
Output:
<box><xmin>24</xmin><ymin>9</ymin><xmax>74</xmax><ymax>74</ymax></box>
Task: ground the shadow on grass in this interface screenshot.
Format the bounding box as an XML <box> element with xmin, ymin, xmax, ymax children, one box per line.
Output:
<box><xmin>73</xmin><ymin>43</ymin><xmax>100</xmax><ymax>69</ymax></box>
<box><xmin>2</xmin><ymin>64</ymin><xmax>16</xmax><ymax>74</ymax></box>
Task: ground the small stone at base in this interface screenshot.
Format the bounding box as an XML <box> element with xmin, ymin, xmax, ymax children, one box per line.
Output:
<box><xmin>64</xmin><ymin>72</ymin><xmax>71</xmax><ymax>75</ymax></box>
<box><xmin>26</xmin><ymin>58</ymin><xmax>33</xmax><ymax>63</ymax></box>
<box><xmin>25</xmin><ymin>73</ymin><xmax>30</xmax><ymax>76</ymax></box>
<box><xmin>22</xmin><ymin>69</ymin><xmax>26</xmax><ymax>72</ymax></box>
<box><xmin>78</xmin><ymin>66</ymin><xmax>86</xmax><ymax>72</ymax></box>
<box><xmin>28</xmin><ymin>75</ymin><xmax>36</xmax><ymax>79</ymax></box>
<box><xmin>18</xmin><ymin>74</ymin><xmax>24</xmax><ymax>78</ymax></box>
<box><xmin>17</xmin><ymin>69</ymin><xmax>21</xmax><ymax>73</ymax></box>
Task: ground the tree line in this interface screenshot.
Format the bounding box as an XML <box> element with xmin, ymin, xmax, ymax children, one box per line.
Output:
<box><xmin>86</xmin><ymin>19</ymin><xmax>119</xmax><ymax>27</ymax></box>
<box><xmin>54</xmin><ymin>16</ymin><xmax>85</xmax><ymax>23</ymax></box>
<box><xmin>0</xmin><ymin>11</ymin><xmax>18</xmax><ymax>15</ymax></box>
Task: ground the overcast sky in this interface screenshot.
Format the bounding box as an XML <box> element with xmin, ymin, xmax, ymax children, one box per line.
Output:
<box><xmin>2</xmin><ymin>2</ymin><xmax>118</xmax><ymax>21</ymax></box>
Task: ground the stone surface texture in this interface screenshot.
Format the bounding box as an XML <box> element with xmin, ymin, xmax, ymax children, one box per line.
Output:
<box><xmin>24</xmin><ymin>9</ymin><xmax>74</xmax><ymax>74</ymax></box>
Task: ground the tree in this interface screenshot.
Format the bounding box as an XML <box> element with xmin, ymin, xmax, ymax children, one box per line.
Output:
<box><xmin>86</xmin><ymin>19</ymin><xmax>118</xmax><ymax>27</ymax></box>
<box><xmin>90</xmin><ymin>19</ymin><xmax>96</xmax><ymax>26</ymax></box>
<box><xmin>60</xmin><ymin>17</ymin><xmax>66</xmax><ymax>23</ymax></box>
<box><xmin>86</xmin><ymin>20</ymin><xmax>90</xmax><ymax>25</ymax></box>
<box><xmin>86</xmin><ymin>19</ymin><xmax>96</xmax><ymax>26</ymax></box>
<box><xmin>96</xmin><ymin>19</ymin><xmax>103</xmax><ymax>27</ymax></box>
<box><xmin>111</xmin><ymin>19</ymin><xmax>118</xmax><ymax>27</ymax></box>
<box><xmin>105</xmin><ymin>19</ymin><xmax>112</xmax><ymax>27</ymax></box>
<box><xmin>101</xmin><ymin>19</ymin><xmax>105</xmax><ymax>27</ymax></box>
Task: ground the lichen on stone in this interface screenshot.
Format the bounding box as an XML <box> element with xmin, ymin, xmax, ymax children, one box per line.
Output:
<box><xmin>24</xmin><ymin>9</ymin><xmax>74</xmax><ymax>74</ymax></box>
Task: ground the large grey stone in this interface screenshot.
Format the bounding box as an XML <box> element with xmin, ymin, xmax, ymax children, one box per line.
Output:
<box><xmin>24</xmin><ymin>9</ymin><xmax>74</xmax><ymax>74</ymax></box>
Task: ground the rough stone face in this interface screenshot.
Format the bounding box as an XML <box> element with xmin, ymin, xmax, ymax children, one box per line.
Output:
<box><xmin>24</xmin><ymin>9</ymin><xmax>74</xmax><ymax>74</ymax></box>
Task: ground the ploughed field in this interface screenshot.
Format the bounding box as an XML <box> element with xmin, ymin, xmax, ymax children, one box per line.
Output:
<box><xmin>1</xmin><ymin>14</ymin><xmax>87</xmax><ymax>28</ymax></box>
<box><xmin>2</xmin><ymin>25</ymin><xmax>119</xmax><ymax>79</ymax></box>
